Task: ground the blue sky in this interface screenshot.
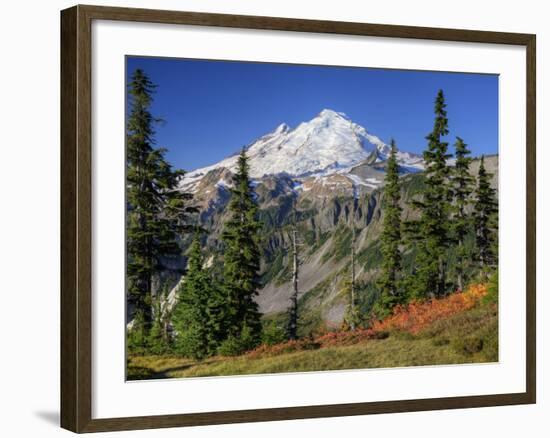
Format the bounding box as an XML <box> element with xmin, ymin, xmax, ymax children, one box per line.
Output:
<box><xmin>126</xmin><ymin>56</ymin><xmax>498</xmax><ymax>172</ymax></box>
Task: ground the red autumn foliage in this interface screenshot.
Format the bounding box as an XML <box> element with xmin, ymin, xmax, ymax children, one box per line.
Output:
<box><xmin>246</xmin><ymin>284</ymin><xmax>488</xmax><ymax>359</ymax></box>
<box><xmin>372</xmin><ymin>283</ymin><xmax>488</xmax><ymax>335</ymax></box>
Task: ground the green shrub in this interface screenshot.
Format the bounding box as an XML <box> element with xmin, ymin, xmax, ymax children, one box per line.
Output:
<box><xmin>127</xmin><ymin>312</ymin><xmax>148</xmax><ymax>354</ymax></box>
<box><xmin>261</xmin><ymin>321</ymin><xmax>287</xmax><ymax>346</ymax></box>
<box><xmin>174</xmin><ymin>326</ymin><xmax>208</xmax><ymax>360</ymax></box>
<box><xmin>483</xmin><ymin>271</ymin><xmax>499</xmax><ymax>305</ymax></box>
<box><xmin>147</xmin><ymin>331</ymin><xmax>167</xmax><ymax>355</ymax></box>
<box><xmin>217</xmin><ymin>336</ymin><xmax>246</xmax><ymax>356</ymax></box>
<box><xmin>146</xmin><ymin>313</ymin><xmax>171</xmax><ymax>355</ymax></box>
<box><xmin>217</xmin><ymin>324</ymin><xmax>258</xmax><ymax>356</ymax></box>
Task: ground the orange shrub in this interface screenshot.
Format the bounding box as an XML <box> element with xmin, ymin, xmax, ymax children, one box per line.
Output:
<box><xmin>246</xmin><ymin>284</ymin><xmax>488</xmax><ymax>359</ymax></box>
<box><xmin>247</xmin><ymin>329</ymin><xmax>389</xmax><ymax>359</ymax></box>
<box><xmin>371</xmin><ymin>283</ymin><xmax>488</xmax><ymax>335</ymax></box>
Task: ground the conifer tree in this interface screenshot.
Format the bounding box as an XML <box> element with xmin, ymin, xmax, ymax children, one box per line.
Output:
<box><xmin>451</xmin><ymin>137</ymin><xmax>474</xmax><ymax>290</ymax></box>
<box><xmin>126</xmin><ymin>68</ymin><xmax>193</xmax><ymax>341</ymax></box>
<box><xmin>474</xmin><ymin>156</ymin><xmax>498</xmax><ymax>274</ymax></box>
<box><xmin>378</xmin><ymin>139</ymin><xmax>404</xmax><ymax>313</ymax></box>
<box><xmin>406</xmin><ymin>90</ymin><xmax>453</xmax><ymax>298</ymax></box>
<box><xmin>222</xmin><ymin>149</ymin><xmax>263</xmax><ymax>344</ymax></box>
<box><xmin>172</xmin><ymin>233</ymin><xmax>224</xmax><ymax>359</ymax></box>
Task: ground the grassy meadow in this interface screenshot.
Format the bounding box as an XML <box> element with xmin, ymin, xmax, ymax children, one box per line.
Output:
<box><xmin>127</xmin><ymin>283</ymin><xmax>497</xmax><ymax>380</ymax></box>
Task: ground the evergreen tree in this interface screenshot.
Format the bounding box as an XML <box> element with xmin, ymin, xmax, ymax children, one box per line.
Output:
<box><xmin>406</xmin><ymin>90</ymin><xmax>453</xmax><ymax>298</ymax></box>
<box><xmin>221</xmin><ymin>149</ymin><xmax>263</xmax><ymax>344</ymax></box>
<box><xmin>474</xmin><ymin>156</ymin><xmax>498</xmax><ymax>274</ymax></box>
<box><xmin>172</xmin><ymin>233</ymin><xmax>224</xmax><ymax>359</ymax></box>
<box><xmin>451</xmin><ymin>137</ymin><xmax>474</xmax><ymax>290</ymax></box>
<box><xmin>378</xmin><ymin>139</ymin><xmax>404</xmax><ymax>314</ymax></box>
<box><xmin>126</xmin><ymin>68</ymin><xmax>194</xmax><ymax>341</ymax></box>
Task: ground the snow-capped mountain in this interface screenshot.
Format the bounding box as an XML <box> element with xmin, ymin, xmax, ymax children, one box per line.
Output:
<box><xmin>180</xmin><ymin>109</ymin><xmax>423</xmax><ymax>191</ymax></box>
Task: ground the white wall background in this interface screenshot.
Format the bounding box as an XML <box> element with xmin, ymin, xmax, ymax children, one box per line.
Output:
<box><xmin>0</xmin><ymin>0</ymin><xmax>546</xmax><ymax>436</ymax></box>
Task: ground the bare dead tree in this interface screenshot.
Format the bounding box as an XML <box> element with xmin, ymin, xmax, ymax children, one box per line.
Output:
<box><xmin>349</xmin><ymin>198</ymin><xmax>358</xmax><ymax>331</ymax></box>
<box><xmin>287</xmin><ymin>199</ymin><xmax>299</xmax><ymax>340</ymax></box>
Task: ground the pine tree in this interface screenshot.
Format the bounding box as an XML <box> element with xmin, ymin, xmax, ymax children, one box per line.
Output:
<box><xmin>221</xmin><ymin>149</ymin><xmax>263</xmax><ymax>344</ymax></box>
<box><xmin>406</xmin><ymin>90</ymin><xmax>453</xmax><ymax>298</ymax></box>
<box><xmin>474</xmin><ymin>156</ymin><xmax>498</xmax><ymax>275</ymax></box>
<box><xmin>172</xmin><ymin>233</ymin><xmax>223</xmax><ymax>359</ymax></box>
<box><xmin>378</xmin><ymin>139</ymin><xmax>404</xmax><ymax>314</ymax></box>
<box><xmin>126</xmin><ymin>69</ymin><xmax>194</xmax><ymax>341</ymax></box>
<box><xmin>451</xmin><ymin>137</ymin><xmax>474</xmax><ymax>290</ymax></box>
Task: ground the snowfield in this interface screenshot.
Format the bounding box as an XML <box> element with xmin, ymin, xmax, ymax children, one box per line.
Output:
<box><xmin>180</xmin><ymin>109</ymin><xmax>424</xmax><ymax>192</ymax></box>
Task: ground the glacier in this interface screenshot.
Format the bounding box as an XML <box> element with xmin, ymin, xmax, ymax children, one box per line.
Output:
<box><xmin>180</xmin><ymin>109</ymin><xmax>424</xmax><ymax>191</ymax></box>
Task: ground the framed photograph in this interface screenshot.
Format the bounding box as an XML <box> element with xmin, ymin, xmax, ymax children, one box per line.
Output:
<box><xmin>60</xmin><ymin>4</ymin><xmax>536</xmax><ymax>433</ymax></box>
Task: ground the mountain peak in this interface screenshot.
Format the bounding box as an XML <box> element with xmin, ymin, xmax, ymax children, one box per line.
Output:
<box><xmin>316</xmin><ymin>109</ymin><xmax>349</xmax><ymax>121</ymax></box>
<box><xmin>180</xmin><ymin>109</ymin><xmax>424</xmax><ymax>188</ymax></box>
